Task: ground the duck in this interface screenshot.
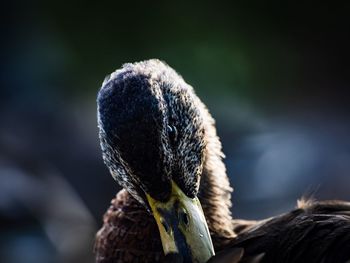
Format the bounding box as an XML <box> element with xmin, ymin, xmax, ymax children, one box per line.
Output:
<box><xmin>94</xmin><ymin>59</ymin><xmax>350</xmax><ymax>263</ymax></box>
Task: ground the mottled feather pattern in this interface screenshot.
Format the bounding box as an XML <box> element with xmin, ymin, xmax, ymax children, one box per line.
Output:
<box><xmin>96</xmin><ymin>59</ymin><xmax>236</xmax><ymax>262</ymax></box>
<box><xmin>98</xmin><ymin>61</ymin><xmax>173</xmax><ymax>202</ymax></box>
<box><xmin>97</xmin><ymin>59</ymin><xmax>207</xmax><ymax>201</ymax></box>
<box><xmin>94</xmin><ymin>189</ymin><xmax>164</xmax><ymax>263</ymax></box>
<box><xmin>97</xmin><ymin>125</ymin><xmax>147</xmax><ymax>208</ymax></box>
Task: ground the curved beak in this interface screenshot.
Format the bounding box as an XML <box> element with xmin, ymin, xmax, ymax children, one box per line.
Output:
<box><xmin>146</xmin><ymin>181</ymin><xmax>215</xmax><ymax>263</ymax></box>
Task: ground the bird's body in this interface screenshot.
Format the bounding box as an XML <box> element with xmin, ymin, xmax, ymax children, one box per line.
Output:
<box><xmin>95</xmin><ymin>189</ymin><xmax>164</xmax><ymax>263</ymax></box>
<box><xmin>95</xmin><ymin>59</ymin><xmax>350</xmax><ymax>263</ymax></box>
<box><xmin>210</xmin><ymin>200</ymin><xmax>350</xmax><ymax>263</ymax></box>
<box><xmin>96</xmin><ymin>191</ymin><xmax>350</xmax><ymax>263</ymax></box>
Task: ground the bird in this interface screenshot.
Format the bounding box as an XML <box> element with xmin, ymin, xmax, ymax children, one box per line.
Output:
<box><xmin>208</xmin><ymin>199</ymin><xmax>350</xmax><ymax>263</ymax></box>
<box><xmin>94</xmin><ymin>59</ymin><xmax>350</xmax><ymax>263</ymax></box>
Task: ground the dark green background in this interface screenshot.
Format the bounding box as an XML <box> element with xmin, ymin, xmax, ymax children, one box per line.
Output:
<box><xmin>1</xmin><ymin>1</ymin><xmax>350</xmax><ymax>263</ymax></box>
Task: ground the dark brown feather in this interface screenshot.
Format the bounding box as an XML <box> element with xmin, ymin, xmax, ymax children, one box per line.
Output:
<box><xmin>95</xmin><ymin>60</ymin><xmax>350</xmax><ymax>263</ymax></box>
<box><xmin>219</xmin><ymin>200</ymin><xmax>350</xmax><ymax>263</ymax></box>
<box><xmin>94</xmin><ymin>189</ymin><xmax>164</xmax><ymax>263</ymax></box>
<box><xmin>95</xmin><ymin>59</ymin><xmax>237</xmax><ymax>262</ymax></box>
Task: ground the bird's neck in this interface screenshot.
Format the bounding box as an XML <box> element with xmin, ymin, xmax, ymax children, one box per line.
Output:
<box><xmin>197</xmin><ymin>114</ymin><xmax>236</xmax><ymax>251</ymax></box>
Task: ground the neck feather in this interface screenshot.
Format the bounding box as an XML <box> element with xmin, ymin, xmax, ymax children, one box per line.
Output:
<box><xmin>197</xmin><ymin>102</ymin><xmax>236</xmax><ymax>251</ymax></box>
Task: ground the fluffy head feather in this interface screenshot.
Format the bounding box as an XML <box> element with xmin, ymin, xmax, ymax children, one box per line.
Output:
<box><xmin>97</xmin><ymin>59</ymin><xmax>206</xmax><ymax>208</ymax></box>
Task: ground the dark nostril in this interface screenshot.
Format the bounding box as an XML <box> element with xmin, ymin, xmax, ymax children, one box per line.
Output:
<box><xmin>161</xmin><ymin>218</ymin><xmax>170</xmax><ymax>233</ymax></box>
<box><xmin>179</xmin><ymin>210</ymin><xmax>189</xmax><ymax>226</ymax></box>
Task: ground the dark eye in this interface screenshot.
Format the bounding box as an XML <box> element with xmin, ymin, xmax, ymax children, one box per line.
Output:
<box><xmin>179</xmin><ymin>210</ymin><xmax>189</xmax><ymax>226</ymax></box>
<box><xmin>167</xmin><ymin>125</ymin><xmax>178</xmax><ymax>143</ymax></box>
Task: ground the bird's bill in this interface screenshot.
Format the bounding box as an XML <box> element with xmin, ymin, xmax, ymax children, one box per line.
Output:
<box><xmin>146</xmin><ymin>181</ymin><xmax>215</xmax><ymax>263</ymax></box>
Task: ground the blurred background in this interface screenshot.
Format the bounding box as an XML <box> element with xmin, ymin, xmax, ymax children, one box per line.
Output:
<box><xmin>1</xmin><ymin>1</ymin><xmax>350</xmax><ymax>262</ymax></box>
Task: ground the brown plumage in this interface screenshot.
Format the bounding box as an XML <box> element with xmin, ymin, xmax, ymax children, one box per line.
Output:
<box><xmin>95</xmin><ymin>59</ymin><xmax>350</xmax><ymax>263</ymax></box>
<box><xmin>209</xmin><ymin>200</ymin><xmax>350</xmax><ymax>263</ymax></box>
<box><xmin>95</xmin><ymin>59</ymin><xmax>236</xmax><ymax>263</ymax></box>
<box><xmin>95</xmin><ymin>190</ymin><xmax>164</xmax><ymax>263</ymax></box>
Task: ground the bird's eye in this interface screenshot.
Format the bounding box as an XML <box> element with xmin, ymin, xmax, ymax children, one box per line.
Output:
<box><xmin>179</xmin><ymin>210</ymin><xmax>189</xmax><ymax>226</ymax></box>
<box><xmin>167</xmin><ymin>125</ymin><xmax>178</xmax><ymax>143</ymax></box>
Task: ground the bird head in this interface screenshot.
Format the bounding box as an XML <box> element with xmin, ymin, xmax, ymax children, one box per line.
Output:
<box><xmin>97</xmin><ymin>59</ymin><xmax>215</xmax><ymax>263</ymax></box>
